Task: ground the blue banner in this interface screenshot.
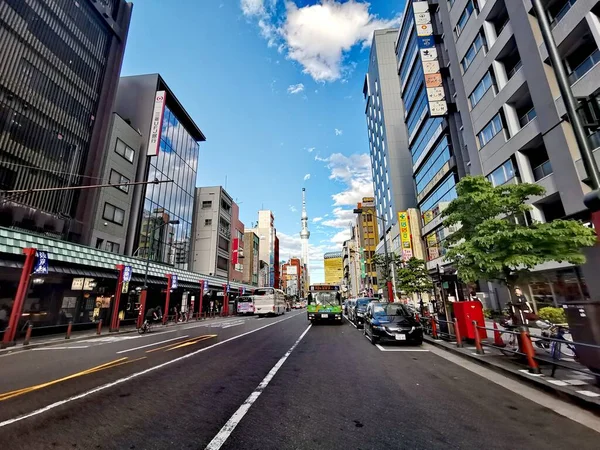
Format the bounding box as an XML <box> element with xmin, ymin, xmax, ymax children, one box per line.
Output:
<box><xmin>242</xmin><ymin>287</ymin><xmax>245</xmax><ymax>294</ymax></box>
<box><xmin>123</xmin><ymin>266</ymin><xmax>132</xmax><ymax>282</ymax></box>
<box><xmin>33</xmin><ymin>251</ymin><xmax>48</xmax><ymax>274</ymax></box>
<box><xmin>171</xmin><ymin>275</ymin><xmax>178</xmax><ymax>289</ymax></box>
<box><xmin>417</xmin><ymin>36</ymin><xmax>435</xmax><ymax>49</ymax></box>
<box><xmin>226</xmin><ymin>284</ymin><xmax>230</xmax><ymax>293</ymax></box>
<box><xmin>203</xmin><ymin>280</ymin><xmax>208</xmax><ymax>291</ymax></box>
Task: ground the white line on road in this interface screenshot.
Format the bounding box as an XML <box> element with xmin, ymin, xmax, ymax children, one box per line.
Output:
<box><xmin>0</xmin><ymin>312</ymin><xmax>304</xmax><ymax>429</ymax></box>
<box><xmin>205</xmin><ymin>324</ymin><xmax>312</xmax><ymax>450</ymax></box>
<box><xmin>376</xmin><ymin>344</ymin><xmax>429</xmax><ymax>352</ymax></box>
<box><xmin>116</xmin><ymin>335</ymin><xmax>189</xmax><ymax>354</ymax></box>
<box><xmin>31</xmin><ymin>346</ymin><xmax>90</xmax><ymax>351</ymax></box>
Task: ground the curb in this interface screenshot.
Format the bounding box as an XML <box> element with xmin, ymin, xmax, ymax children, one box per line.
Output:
<box><xmin>0</xmin><ymin>316</ymin><xmax>228</xmax><ymax>355</ymax></box>
<box><xmin>424</xmin><ymin>335</ymin><xmax>600</xmax><ymax>416</ymax></box>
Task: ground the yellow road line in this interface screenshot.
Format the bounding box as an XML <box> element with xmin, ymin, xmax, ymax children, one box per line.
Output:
<box><xmin>165</xmin><ymin>335</ymin><xmax>217</xmax><ymax>351</ymax></box>
<box><xmin>0</xmin><ymin>356</ymin><xmax>133</xmax><ymax>402</ymax></box>
<box><xmin>145</xmin><ymin>336</ymin><xmax>204</xmax><ymax>353</ymax></box>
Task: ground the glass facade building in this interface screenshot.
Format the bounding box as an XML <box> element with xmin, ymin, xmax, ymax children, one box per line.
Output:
<box><xmin>0</xmin><ymin>0</ymin><xmax>131</xmax><ymax>240</ymax></box>
<box><xmin>140</xmin><ymin>105</ymin><xmax>199</xmax><ymax>270</ymax></box>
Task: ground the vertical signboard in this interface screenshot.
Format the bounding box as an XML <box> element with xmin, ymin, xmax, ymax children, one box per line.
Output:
<box><xmin>147</xmin><ymin>91</ymin><xmax>166</xmax><ymax>156</ymax></box>
<box><xmin>413</xmin><ymin>1</ymin><xmax>447</xmax><ymax>117</ymax></box>
<box><xmin>398</xmin><ymin>212</ymin><xmax>414</xmax><ymax>261</ymax></box>
<box><xmin>171</xmin><ymin>274</ymin><xmax>178</xmax><ymax>289</ymax></box>
<box><xmin>33</xmin><ymin>251</ymin><xmax>48</xmax><ymax>274</ymax></box>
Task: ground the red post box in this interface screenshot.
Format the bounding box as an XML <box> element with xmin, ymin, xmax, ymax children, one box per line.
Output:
<box><xmin>453</xmin><ymin>301</ymin><xmax>487</xmax><ymax>340</ymax></box>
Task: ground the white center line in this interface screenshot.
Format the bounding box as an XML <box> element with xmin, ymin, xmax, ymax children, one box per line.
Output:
<box><xmin>31</xmin><ymin>346</ymin><xmax>90</xmax><ymax>351</ymax></box>
<box><xmin>0</xmin><ymin>312</ymin><xmax>303</xmax><ymax>429</ymax></box>
<box><xmin>116</xmin><ymin>335</ymin><xmax>189</xmax><ymax>354</ymax></box>
<box><xmin>205</xmin><ymin>324</ymin><xmax>312</xmax><ymax>450</ymax></box>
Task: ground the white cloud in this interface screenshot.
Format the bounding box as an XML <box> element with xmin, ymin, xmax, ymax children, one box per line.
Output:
<box><xmin>334</xmin><ymin>128</ymin><xmax>343</xmax><ymax>136</ymax></box>
<box><xmin>307</xmin><ymin>147</ymin><xmax>315</xmax><ymax>153</ymax></box>
<box><xmin>303</xmin><ymin>173</ymin><xmax>311</xmax><ymax>181</ymax></box>
<box><xmin>312</xmin><ymin>217</ymin><xmax>323</xmax><ymax>223</ymax></box>
<box><xmin>331</xmin><ymin>229</ymin><xmax>351</xmax><ymax>246</ymax></box>
<box><xmin>287</xmin><ymin>83</ymin><xmax>305</xmax><ymax>94</ymax></box>
<box><xmin>326</xmin><ymin>153</ymin><xmax>374</xmax><ymax>206</ymax></box>
<box><xmin>289</xmin><ymin>205</ymin><xmax>298</xmax><ymax>212</ymax></box>
<box><xmin>322</xmin><ymin>207</ymin><xmax>355</xmax><ymax>229</ymax></box>
<box><xmin>314</xmin><ymin>154</ymin><xmax>328</xmax><ymax>162</ymax></box>
<box><xmin>242</xmin><ymin>0</ymin><xmax>400</xmax><ymax>82</ymax></box>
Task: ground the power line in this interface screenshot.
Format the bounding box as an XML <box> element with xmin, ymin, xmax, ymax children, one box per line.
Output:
<box><xmin>1</xmin><ymin>178</ymin><xmax>172</xmax><ymax>196</ymax></box>
<box><xmin>0</xmin><ymin>160</ymin><xmax>106</xmax><ymax>182</ymax></box>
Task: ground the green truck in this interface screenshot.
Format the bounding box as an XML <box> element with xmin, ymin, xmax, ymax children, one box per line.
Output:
<box><xmin>306</xmin><ymin>284</ymin><xmax>342</xmax><ymax>323</ymax></box>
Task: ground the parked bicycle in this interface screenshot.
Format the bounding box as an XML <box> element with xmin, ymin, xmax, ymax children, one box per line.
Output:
<box><xmin>533</xmin><ymin>320</ymin><xmax>577</xmax><ymax>360</ymax></box>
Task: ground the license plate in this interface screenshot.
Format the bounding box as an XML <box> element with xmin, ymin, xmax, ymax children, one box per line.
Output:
<box><xmin>321</xmin><ymin>314</ymin><xmax>328</xmax><ymax>318</ymax></box>
<box><xmin>395</xmin><ymin>334</ymin><xmax>406</xmax><ymax>341</ymax></box>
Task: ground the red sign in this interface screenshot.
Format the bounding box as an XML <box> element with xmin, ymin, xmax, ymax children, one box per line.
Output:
<box><xmin>232</xmin><ymin>238</ymin><xmax>239</xmax><ymax>265</ymax></box>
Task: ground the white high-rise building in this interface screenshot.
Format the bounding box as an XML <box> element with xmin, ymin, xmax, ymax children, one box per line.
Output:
<box><xmin>300</xmin><ymin>188</ymin><xmax>310</xmax><ymax>287</ymax></box>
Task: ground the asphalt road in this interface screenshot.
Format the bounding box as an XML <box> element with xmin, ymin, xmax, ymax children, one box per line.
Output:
<box><xmin>0</xmin><ymin>312</ymin><xmax>598</xmax><ymax>449</ymax></box>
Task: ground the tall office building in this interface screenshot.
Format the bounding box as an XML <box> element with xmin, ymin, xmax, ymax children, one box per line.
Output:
<box><xmin>191</xmin><ymin>186</ymin><xmax>236</xmax><ymax>278</ymax></box>
<box><xmin>0</xmin><ymin>0</ymin><xmax>132</xmax><ymax>241</ymax></box>
<box><xmin>435</xmin><ymin>0</ymin><xmax>600</xmax><ymax>305</ymax></box>
<box><xmin>363</xmin><ymin>29</ymin><xmax>417</xmax><ymax>241</ymax></box>
<box><xmin>355</xmin><ymin>197</ymin><xmax>379</xmax><ymax>292</ymax></box>
<box><xmin>395</xmin><ymin>1</ymin><xmax>469</xmax><ymax>270</ymax></box>
<box><xmin>114</xmin><ymin>74</ymin><xmax>206</xmax><ymax>269</ymax></box>
<box><xmin>242</xmin><ymin>231</ymin><xmax>259</xmax><ymax>286</ymax></box>
<box><xmin>248</xmin><ymin>210</ymin><xmax>276</xmax><ymax>287</ymax></box>
<box><xmin>323</xmin><ymin>251</ymin><xmax>344</xmax><ymax>285</ymax></box>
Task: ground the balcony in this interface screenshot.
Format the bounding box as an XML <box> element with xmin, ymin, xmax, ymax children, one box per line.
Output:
<box><xmin>518</xmin><ymin>107</ymin><xmax>537</xmax><ymax>128</ymax></box>
<box><xmin>568</xmin><ymin>49</ymin><xmax>600</xmax><ymax>85</ymax></box>
<box><xmin>533</xmin><ymin>160</ymin><xmax>553</xmax><ymax>181</ymax></box>
<box><xmin>550</xmin><ymin>0</ymin><xmax>578</xmax><ymax>28</ymax></box>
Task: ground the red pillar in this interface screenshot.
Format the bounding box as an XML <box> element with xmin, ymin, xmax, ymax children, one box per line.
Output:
<box><xmin>163</xmin><ymin>274</ymin><xmax>173</xmax><ymax>325</ymax></box>
<box><xmin>386</xmin><ymin>281</ymin><xmax>394</xmax><ymax>304</ymax></box>
<box><xmin>2</xmin><ymin>248</ymin><xmax>37</xmax><ymax>348</ymax></box>
<box><xmin>137</xmin><ymin>289</ymin><xmax>147</xmax><ymax>329</ymax></box>
<box><xmin>223</xmin><ymin>284</ymin><xmax>229</xmax><ymax>316</ymax></box>
<box><xmin>199</xmin><ymin>280</ymin><xmax>204</xmax><ymax>318</ymax></box>
<box><xmin>111</xmin><ymin>264</ymin><xmax>125</xmax><ymax>332</ymax></box>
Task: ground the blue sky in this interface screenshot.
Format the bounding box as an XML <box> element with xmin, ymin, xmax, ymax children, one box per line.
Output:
<box><xmin>121</xmin><ymin>0</ymin><xmax>405</xmax><ymax>281</ymax></box>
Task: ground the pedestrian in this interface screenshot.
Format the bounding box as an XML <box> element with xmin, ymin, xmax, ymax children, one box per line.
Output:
<box><xmin>209</xmin><ymin>299</ymin><xmax>214</xmax><ymax>314</ymax></box>
<box><xmin>0</xmin><ymin>304</ymin><xmax>9</xmax><ymax>331</ymax></box>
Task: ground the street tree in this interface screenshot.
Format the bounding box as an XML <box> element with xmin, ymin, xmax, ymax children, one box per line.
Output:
<box><xmin>442</xmin><ymin>176</ymin><xmax>596</xmax><ymax>298</ymax></box>
<box><xmin>395</xmin><ymin>257</ymin><xmax>433</xmax><ymax>304</ymax></box>
<box><xmin>371</xmin><ymin>253</ymin><xmax>402</xmax><ymax>285</ymax></box>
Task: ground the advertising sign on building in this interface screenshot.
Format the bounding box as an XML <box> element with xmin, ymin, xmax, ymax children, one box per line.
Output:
<box><xmin>123</xmin><ymin>266</ymin><xmax>132</xmax><ymax>282</ymax></box>
<box><xmin>33</xmin><ymin>251</ymin><xmax>48</xmax><ymax>274</ymax></box>
<box><xmin>397</xmin><ymin>212</ymin><xmax>414</xmax><ymax>261</ymax></box>
<box><xmin>171</xmin><ymin>274</ymin><xmax>178</xmax><ymax>289</ymax></box>
<box><xmin>412</xmin><ymin>1</ymin><xmax>447</xmax><ymax>117</ymax></box>
<box><xmin>286</xmin><ymin>265</ymin><xmax>298</xmax><ymax>275</ymax></box>
<box><xmin>147</xmin><ymin>91</ymin><xmax>166</xmax><ymax>156</ymax></box>
<box><xmin>203</xmin><ymin>280</ymin><xmax>209</xmax><ymax>291</ymax></box>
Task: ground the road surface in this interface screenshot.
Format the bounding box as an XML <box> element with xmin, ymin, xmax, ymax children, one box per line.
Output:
<box><xmin>0</xmin><ymin>311</ymin><xmax>598</xmax><ymax>449</ymax></box>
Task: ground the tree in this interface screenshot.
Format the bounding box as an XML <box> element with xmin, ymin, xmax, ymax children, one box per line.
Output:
<box><xmin>371</xmin><ymin>252</ymin><xmax>402</xmax><ymax>284</ymax></box>
<box><xmin>442</xmin><ymin>176</ymin><xmax>596</xmax><ymax>298</ymax></box>
<box><xmin>395</xmin><ymin>257</ymin><xmax>433</xmax><ymax>303</ymax></box>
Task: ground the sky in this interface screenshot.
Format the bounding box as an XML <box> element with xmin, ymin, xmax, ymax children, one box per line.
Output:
<box><xmin>121</xmin><ymin>0</ymin><xmax>405</xmax><ymax>282</ymax></box>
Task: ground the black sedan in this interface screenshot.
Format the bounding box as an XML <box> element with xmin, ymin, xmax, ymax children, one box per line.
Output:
<box><xmin>350</xmin><ymin>297</ymin><xmax>375</xmax><ymax>328</ymax></box>
<box><xmin>363</xmin><ymin>302</ymin><xmax>423</xmax><ymax>345</ymax></box>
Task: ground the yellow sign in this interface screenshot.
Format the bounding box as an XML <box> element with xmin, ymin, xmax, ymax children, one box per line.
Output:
<box><xmin>397</xmin><ymin>212</ymin><xmax>413</xmax><ymax>260</ymax></box>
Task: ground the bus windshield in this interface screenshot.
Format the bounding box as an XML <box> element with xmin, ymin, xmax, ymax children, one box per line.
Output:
<box><xmin>254</xmin><ymin>288</ymin><xmax>273</xmax><ymax>296</ymax></box>
<box><xmin>311</xmin><ymin>292</ymin><xmax>340</xmax><ymax>306</ymax></box>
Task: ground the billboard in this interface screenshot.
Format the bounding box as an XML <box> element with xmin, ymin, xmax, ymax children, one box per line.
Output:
<box><xmin>147</xmin><ymin>91</ymin><xmax>166</xmax><ymax>156</ymax></box>
<box><xmin>397</xmin><ymin>211</ymin><xmax>414</xmax><ymax>261</ymax></box>
<box><xmin>412</xmin><ymin>2</ymin><xmax>447</xmax><ymax>117</ymax></box>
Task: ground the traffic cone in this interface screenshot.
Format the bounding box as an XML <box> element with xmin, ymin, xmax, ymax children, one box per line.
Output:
<box><xmin>493</xmin><ymin>320</ymin><xmax>506</xmax><ymax>347</ymax></box>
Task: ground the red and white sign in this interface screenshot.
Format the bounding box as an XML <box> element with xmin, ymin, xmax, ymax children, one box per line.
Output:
<box><xmin>147</xmin><ymin>91</ymin><xmax>166</xmax><ymax>156</ymax></box>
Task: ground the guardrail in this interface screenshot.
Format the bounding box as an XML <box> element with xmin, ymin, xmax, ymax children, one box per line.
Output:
<box><xmin>423</xmin><ymin>315</ymin><xmax>600</xmax><ymax>378</ymax></box>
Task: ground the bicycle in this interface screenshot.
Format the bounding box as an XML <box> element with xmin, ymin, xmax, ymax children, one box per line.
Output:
<box><xmin>138</xmin><ymin>319</ymin><xmax>153</xmax><ymax>334</ymax></box>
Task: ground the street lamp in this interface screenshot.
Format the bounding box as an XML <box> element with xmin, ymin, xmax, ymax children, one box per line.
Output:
<box><xmin>138</xmin><ymin>218</ymin><xmax>179</xmax><ymax>328</ymax></box>
<box><xmin>353</xmin><ymin>208</ymin><xmax>394</xmax><ymax>302</ymax></box>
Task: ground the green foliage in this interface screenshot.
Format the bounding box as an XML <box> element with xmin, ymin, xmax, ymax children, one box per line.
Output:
<box><xmin>371</xmin><ymin>253</ymin><xmax>402</xmax><ymax>283</ymax></box>
<box><xmin>483</xmin><ymin>309</ymin><xmax>493</xmax><ymax>319</ymax></box>
<box><xmin>538</xmin><ymin>307</ymin><xmax>567</xmax><ymax>324</ymax></box>
<box><xmin>442</xmin><ymin>176</ymin><xmax>596</xmax><ymax>288</ymax></box>
<box><xmin>396</xmin><ymin>257</ymin><xmax>433</xmax><ymax>296</ymax></box>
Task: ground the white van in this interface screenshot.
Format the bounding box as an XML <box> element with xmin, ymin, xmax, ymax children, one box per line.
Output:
<box><xmin>253</xmin><ymin>288</ymin><xmax>286</xmax><ymax>317</ymax></box>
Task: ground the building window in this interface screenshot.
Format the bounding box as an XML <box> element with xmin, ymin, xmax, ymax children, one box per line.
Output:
<box><xmin>205</xmin><ymin>218</ymin><xmax>212</xmax><ymax>226</ymax></box>
<box><xmin>115</xmin><ymin>139</ymin><xmax>135</xmax><ymax>163</ymax></box>
<box><xmin>103</xmin><ymin>203</ymin><xmax>124</xmax><ymax>225</ymax></box>
<box><xmin>202</xmin><ymin>200</ymin><xmax>212</xmax><ymax>209</ymax></box>
<box><xmin>533</xmin><ymin>160</ymin><xmax>553</xmax><ymax>181</ymax></box>
<box><xmin>488</xmin><ymin>159</ymin><xmax>515</xmax><ymax>186</ymax></box>
<box><xmin>106</xmin><ymin>241</ymin><xmax>120</xmax><ymax>253</ymax></box>
<box><xmin>469</xmin><ymin>71</ymin><xmax>495</xmax><ymax>108</ymax></box>
<box><xmin>461</xmin><ymin>30</ymin><xmax>487</xmax><ymax>72</ymax></box>
<box><xmin>478</xmin><ymin>113</ymin><xmax>504</xmax><ymax>147</ymax></box>
<box><xmin>109</xmin><ymin>169</ymin><xmax>130</xmax><ymax>193</ymax></box>
<box><xmin>456</xmin><ymin>0</ymin><xmax>478</xmax><ymax>37</ymax></box>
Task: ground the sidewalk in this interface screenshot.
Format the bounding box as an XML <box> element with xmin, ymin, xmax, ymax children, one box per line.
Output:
<box><xmin>0</xmin><ymin>314</ymin><xmax>234</xmax><ymax>353</ymax></box>
<box><xmin>424</xmin><ymin>334</ymin><xmax>600</xmax><ymax>413</ymax></box>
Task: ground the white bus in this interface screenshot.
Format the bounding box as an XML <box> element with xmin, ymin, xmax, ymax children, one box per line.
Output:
<box><xmin>253</xmin><ymin>288</ymin><xmax>286</xmax><ymax>317</ymax></box>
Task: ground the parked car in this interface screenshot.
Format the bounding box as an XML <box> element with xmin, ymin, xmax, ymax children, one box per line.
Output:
<box><xmin>349</xmin><ymin>297</ymin><xmax>375</xmax><ymax>328</ymax></box>
<box><xmin>363</xmin><ymin>302</ymin><xmax>423</xmax><ymax>346</ymax></box>
<box><xmin>293</xmin><ymin>301</ymin><xmax>303</xmax><ymax>309</ymax></box>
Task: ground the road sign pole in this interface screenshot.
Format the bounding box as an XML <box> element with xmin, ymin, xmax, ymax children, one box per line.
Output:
<box><xmin>164</xmin><ymin>274</ymin><xmax>173</xmax><ymax>325</ymax></box>
<box><xmin>110</xmin><ymin>264</ymin><xmax>125</xmax><ymax>332</ymax></box>
<box><xmin>199</xmin><ymin>280</ymin><xmax>205</xmax><ymax>319</ymax></box>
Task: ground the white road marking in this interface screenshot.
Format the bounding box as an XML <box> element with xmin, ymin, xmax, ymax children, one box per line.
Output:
<box><xmin>0</xmin><ymin>312</ymin><xmax>303</xmax><ymax>429</ymax></box>
<box><xmin>577</xmin><ymin>390</ymin><xmax>600</xmax><ymax>398</ymax></box>
<box><xmin>564</xmin><ymin>379</ymin><xmax>588</xmax><ymax>386</ymax></box>
<box><xmin>518</xmin><ymin>369</ymin><xmax>544</xmax><ymax>377</ymax></box>
<box><xmin>116</xmin><ymin>335</ymin><xmax>189</xmax><ymax>354</ymax></box>
<box><xmin>205</xmin><ymin>324</ymin><xmax>312</xmax><ymax>450</ymax></box>
<box><xmin>31</xmin><ymin>346</ymin><xmax>89</xmax><ymax>351</ymax></box>
<box><xmin>547</xmin><ymin>380</ymin><xmax>569</xmax><ymax>386</ymax></box>
<box><xmin>426</xmin><ymin>343</ymin><xmax>600</xmax><ymax>433</ymax></box>
<box><xmin>376</xmin><ymin>344</ymin><xmax>429</xmax><ymax>352</ymax></box>
<box><xmin>347</xmin><ymin>319</ymin><xmax>357</xmax><ymax>329</ymax></box>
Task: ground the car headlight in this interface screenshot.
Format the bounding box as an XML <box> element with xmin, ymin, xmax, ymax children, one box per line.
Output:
<box><xmin>372</xmin><ymin>325</ymin><xmax>384</xmax><ymax>330</ymax></box>
<box><xmin>357</xmin><ymin>312</ymin><xmax>364</xmax><ymax>317</ymax></box>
